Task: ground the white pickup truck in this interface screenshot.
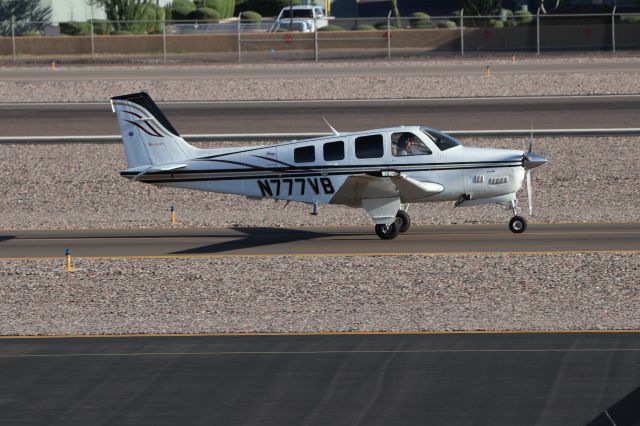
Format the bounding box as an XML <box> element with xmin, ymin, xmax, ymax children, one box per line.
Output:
<box><xmin>271</xmin><ymin>5</ymin><xmax>329</xmax><ymax>33</ymax></box>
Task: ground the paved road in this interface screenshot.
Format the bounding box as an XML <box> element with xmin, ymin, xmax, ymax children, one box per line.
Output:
<box><xmin>1</xmin><ymin>223</ymin><xmax>638</xmax><ymax>259</ymax></box>
<box><xmin>1</xmin><ymin>95</ymin><xmax>639</xmax><ymax>137</ymax></box>
<box><xmin>0</xmin><ymin>332</ymin><xmax>638</xmax><ymax>425</ymax></box>
<box><xmin>0</xmin><ymin>61</ymin><xmax>639</xmax><ymax>81</ymax></box>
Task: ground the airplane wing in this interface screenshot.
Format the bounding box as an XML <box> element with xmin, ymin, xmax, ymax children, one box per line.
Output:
<box><xmin>330</xmin><ymin>173</ymin><xmax>444</xmax><ymax>208</ymax></box>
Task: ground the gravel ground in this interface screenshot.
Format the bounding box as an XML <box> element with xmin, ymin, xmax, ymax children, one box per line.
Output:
<box><xmin>0</xmin><ymin>253</ymin><xmax>637</xmax><ymax>335</ymax></box>
<box><xmin>0</xmin><ymin>136</ymin><xmax>638</xmax><ymax>229</ymax></box>
<box><xmin>0</xmin><ymin>57</ymin><xmax>640</xmax><ymax>102</ymax></box>
<box><xmin>1</xmin><ymin>73</ymin><xmax>638</xmax><ymax>102</ymax></box>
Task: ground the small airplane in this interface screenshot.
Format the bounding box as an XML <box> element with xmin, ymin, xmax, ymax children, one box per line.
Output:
<box><xmin>111</xmin><ymin>92</ymin><xmax>547</xmax><ymax>240</ymax></box>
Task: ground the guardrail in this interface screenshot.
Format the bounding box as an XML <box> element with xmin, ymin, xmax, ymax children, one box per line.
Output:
<box><xmin>3</xmin><ymin>128</ymin><xmax>640</xmax><ymax>144</ymax></box>
<box><xmin>1</xmin><ymin>11</ymin><xmax>639</xmax><ymax>62</ymax></box>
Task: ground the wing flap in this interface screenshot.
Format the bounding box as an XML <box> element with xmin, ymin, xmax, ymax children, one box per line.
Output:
<box><xmin>331</xmin><ymin>173</ymin><xmax>443</xmax><ymax>207</ymax></box>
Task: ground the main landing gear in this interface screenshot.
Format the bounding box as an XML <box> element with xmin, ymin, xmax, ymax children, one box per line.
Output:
<box><xmin>375</xmin><ymin>209</ymin><xmax>411</xmax><ymax>240</ymax></box>
<box><xmin>508</xmin><ymin>200</ymin><xmax>527</xmax><ymax>234</ymax></box>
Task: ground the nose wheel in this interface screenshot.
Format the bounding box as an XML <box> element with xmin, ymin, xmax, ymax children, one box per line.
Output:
<box><xmin>509</xmin><ymin>215</ymin><xmax>527</xmax><ymax>233</ymax></box>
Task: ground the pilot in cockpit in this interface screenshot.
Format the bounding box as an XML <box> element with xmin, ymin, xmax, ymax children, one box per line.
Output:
<box><xmin>394</xmin><ymin>133</ymin><xmax>413</xmax><ymax>156</ymax></box>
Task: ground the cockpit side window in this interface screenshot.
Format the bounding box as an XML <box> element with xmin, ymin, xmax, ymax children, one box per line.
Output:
<box><xmin>355</xmin><ymin>134</ymin><xmax>383</xmax><ymax>159</ymax></box>
<box><xmin>391</xmin><ymin>132</ymin><xmax>432</xmax><ymax>157</ymax></box>
<box><xmin>420</xmin><ymin>128</ymin><xmax>461</xmax><ymax>151</ymax></box>
<box><xmin>294</xmin><ymin>145</ymin><xmax>315</xmax><ymax>163</ymax></box>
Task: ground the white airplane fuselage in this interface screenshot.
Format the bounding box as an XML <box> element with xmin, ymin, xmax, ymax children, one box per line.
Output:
<box><xmin>112</xmin><ymin>92</ymin><xmax>546</xmax><ymax>239</ymax></box>
<box><xmin>123</xmin><ymin>129</ymin><xmax>525</xmax><ymax>205</ymax></box>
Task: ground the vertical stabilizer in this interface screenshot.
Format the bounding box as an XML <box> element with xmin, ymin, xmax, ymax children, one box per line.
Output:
<box><xmin>110</xmin><ymin>92</ymin><xmax>197</xmax><ymax>168</ymax></box>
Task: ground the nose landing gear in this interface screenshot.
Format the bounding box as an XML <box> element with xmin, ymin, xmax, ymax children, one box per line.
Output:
<box><xmin>509</xmin><ymin>215</ymin><xmax>527</xmax><ymax>233</ymax></box>
<box><xmin>508</xmin><ymin>199</ymin><xmax>527</xmax><ymax>234</ymax></box>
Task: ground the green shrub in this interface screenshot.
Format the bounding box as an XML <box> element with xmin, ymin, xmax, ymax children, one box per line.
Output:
<box><xmin>436</xmin><ymin>20</ymin><xmax>457</xmax><ymax>29</ymax></box>
<box><xmin>413</xmin><ymin>22</ymin><xmax>434</xmax><ymax>29</ymax></box>
<box><xmin>60</xmin><ymin>21</ymin><xmax>91</xmax><ymax>36</ymax></box>
<box><xmin>20</xmin><ymin>31</ymin><xmax>41</xmax><ymax>36</ymax></box>
<box><xmin>409</xmin><ymin>12</ymin><xmax>430</xmax><ymax>28</ymax></box>
<box><xmin>514</xmin><ymin>10</ymin><xmax>533</xmax><ymax>25</ymax></box>
<box><xmin>141</xmin><ymin>4</ymin><xmax>165</xmax><ymax>33</ymax></box>
<box><xmin>172</xmin><ymin>0</ymin><xmax>197</xmax><ymax>20</ymax></box>
<box><xmin>190</xmin><ymin>7</ymin><xmax>221</xmax><ymax>21</ymax></box>
<box><xmin>620</xmin><ymin>15</ymin><xmax>640</xmax><ymax>23</ymax></box>
<box><xmin>491</xmin><ymin>20</ymin><xmax>504</xmax><ymax>28</ymax></box>
<box><xmin>374</xmin><ymin>21</ymin><xmax>399</xmax><ymax>30</ymax></box>
<box><xmin>351</xmin><ymin>24</ymin><xmax>376</xmax><ymax>31</ymax></box>
<box><xmin>240</xmin><ymin>11</ymin><xmax>261</xmax><ymax>22</ymax></box>
<box><xmin>112</xmin><ymin>30</ymin><xmax>134</xmax><ymax>35</ymax></box>
<box><xmin>89</xmin><ymin>19</ymin><xmax>113</xmax><ymax>35</ymax></box>
<box><xmin>318</xmin><ymin>24</ymin><xmax>344</xmax><ymax>31</ymax></box>
<box><xmin>203</xmin><ymin>0</ymin><xmax>234</xmax><ymax>18</ymax></box>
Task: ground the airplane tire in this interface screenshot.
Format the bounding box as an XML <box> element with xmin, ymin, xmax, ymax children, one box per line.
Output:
<box><xmin>375</xmin><ymin>222</ymin><xmax>399</xmax><ymax>240</ymax></box>
<box><xmin>509</xmin><ymin>215</ymin><xmax>527</xmax><ymax>234</ymax></box>
<box><xmin>395</xmin><ymin>210</ymin><xmax>411</xmax><ymax>233</ymax></box>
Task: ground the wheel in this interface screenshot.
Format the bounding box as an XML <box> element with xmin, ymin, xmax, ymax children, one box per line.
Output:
<box><xmin>509</xmin><ymin>215</ymin><xmax>527</xmax><ymax>234</ymax></box>
<box><xmin>375</xmin><ymin>222</ymin><xmax>399</xmax><ymax>240</ymax></box>
<box><xmin>395</xmin><ymin>210</ymin><xmax>411</xmax><ymax>233</ymax></box>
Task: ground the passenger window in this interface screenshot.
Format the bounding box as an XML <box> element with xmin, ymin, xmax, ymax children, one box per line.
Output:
<box><xmin>391</xmin><ymin>132</ymin><xmax>432</xmax><ymax>157</ymax></box>
<box><xmin>294</xmin><ymin>145</ymin><xmax>315</xmax><ymax>163</ymax></box>
<box><xmin>323</xmin><ymin>141</ymin><xmax>344</xmax><ymax>161</ymax></box>
<box><xmin>355</xmin><ymin>135</ymin><xmax>383</xmax><ymax>159</ymax></box>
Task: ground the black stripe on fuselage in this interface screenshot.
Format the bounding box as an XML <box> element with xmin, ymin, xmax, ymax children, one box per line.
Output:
<box><xmin>121</xmin><ymin>160</ymin><xmax>523</xmax><ymax>176</ymax></box>
<box><xmin>122</xmin><ymin>163</ymin><xmax>522</xmax><ymax>183</ymax></box>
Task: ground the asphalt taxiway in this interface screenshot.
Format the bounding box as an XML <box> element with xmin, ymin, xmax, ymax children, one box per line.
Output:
<box><xmin>0</xmin><ymin>223</ymin><xmax>638</xmax><ymax>259</ymax></box>
<box><xmin>0</xmin><ymin>332</ymin><xmax>638</xmax><ymax>425</ymax></box>
<box><xmin>1</xmin><ymin>95</ymin><xmax>639</xmax><ymax>137</ymax></box>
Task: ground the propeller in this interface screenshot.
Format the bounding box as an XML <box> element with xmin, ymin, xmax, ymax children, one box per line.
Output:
<box><xmin>521</xmin><ymin>127</ymin><xmax>548</xmax><ymax>216</ymax></box>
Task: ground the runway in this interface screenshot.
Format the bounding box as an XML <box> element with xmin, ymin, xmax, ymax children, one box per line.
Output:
<box><xmin>0</xmin><ymin>60</ymin><xmax>638</xmax><ymax>81</ymax></box>
<box><xmin>1</xmin><ymin>95</ymin><xmax>639</xmax><ymax>137</ymax></box>
<box><xmin>1</xmin><ymin>223</ymin><xmax>638</xmax><ymax>259</ymax></box>
<box><xmin>0</xmin><ymin>332</ymin><xmax>638</xmax><ymax>425</ymax></box>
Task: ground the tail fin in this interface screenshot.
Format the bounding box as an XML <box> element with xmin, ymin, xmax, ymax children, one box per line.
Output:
<box><xmin>110</xmin><ymin>92</ymin><xmax>197</xmax><ymax>168</ymax></box>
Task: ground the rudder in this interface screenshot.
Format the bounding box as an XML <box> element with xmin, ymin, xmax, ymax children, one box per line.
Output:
<box><xmin>110</xmin><ymin>92</ymin><xmax>197</xmax><ymax>168</ymax></box>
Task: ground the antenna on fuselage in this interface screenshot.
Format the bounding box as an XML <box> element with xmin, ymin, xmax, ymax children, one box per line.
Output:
<box><xmin>322</xmin><ymin>117</ymin><xmax>340</xmax><ymax>136</ymax></box>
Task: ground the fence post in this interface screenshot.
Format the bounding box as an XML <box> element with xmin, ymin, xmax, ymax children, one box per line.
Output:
<box><xmin>90</xmin><ymin>4</ymin><xmax>95</xmax><ymax>59</ymax></box>
<box><xmin>387</xmin><ymin>10</ymin><xmax>392</xmax><ymax>58</ymax></box>
<box><xmin>536</xmin><ymin>8</ymin><xmax>540</xmax><ymax>55</ymax></box>
<box><xmin>90</xmin><ymin>20</ymin><xmax>95</xmax><ymax>59</ymax></box>
<box><xmin>460</xmin><ymin>9</ymin><xmax>464</xmax><ymax>56</ymax></box>
<box><xmin>314</xmin><ymin>16</ymin><xmax>318</xmax><ymax>61</ymax></box>
<box><xmin>11</xmin><ymin>15</ymin><xmax>16</xmax><ymax>63</ymax></box>
<box><xmin>237</xmin><ymin>13</ymin><xmax>242</xmax><ymax>63</ymax></box>
<box><xmin>162</xmin><ymin>20</ymin><xmax>167</xmax><ymax>62</ymax></box>
<box><xmin>611</xmin><ymin>6</ymin><xmax>616</xmax><ymax>53</ymax></box>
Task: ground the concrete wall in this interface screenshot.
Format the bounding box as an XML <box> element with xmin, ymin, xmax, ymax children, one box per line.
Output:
<box><xmin>0</xmin><ymin>25</ymin><xmax>638</xmax><ymax>57</ymax></box>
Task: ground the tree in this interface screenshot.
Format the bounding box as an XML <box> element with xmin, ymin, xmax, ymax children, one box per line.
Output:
<box><xmin>0</xmin><ymin>0</ymin><xmax>51</xmax><ymax>36</ymax></box>
<box><xmin>391</xmin><ymin>0</ymin><xmax>400</xmax><ymax>28</ymax></box>
<box><xmin>89</xmin><ymin>0</ymin><xmax>154</xmax><ymax>31</ymax></box>
<box><xmin>461</xmin><ymin>0</ymin><xmax>501</xmax><ymax>16</ymax></box>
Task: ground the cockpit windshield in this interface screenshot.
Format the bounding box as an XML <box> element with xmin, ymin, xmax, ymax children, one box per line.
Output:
<box><xmin>420</xmin><ymin>127</ymin><xmax>462</xmax><ymax>151</ymax></box>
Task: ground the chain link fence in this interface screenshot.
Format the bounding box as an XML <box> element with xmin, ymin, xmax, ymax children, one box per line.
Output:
<box><xmin>0</xmin><ymin>12</ymin><xmax>639</xmax><ymax>62</ymax></box>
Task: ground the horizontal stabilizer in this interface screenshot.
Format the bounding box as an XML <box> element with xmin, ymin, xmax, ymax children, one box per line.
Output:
<box><xmin>151</xmin><ymin>163</ymin><xmax>188</xmax><ymax>172</ymax></box>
